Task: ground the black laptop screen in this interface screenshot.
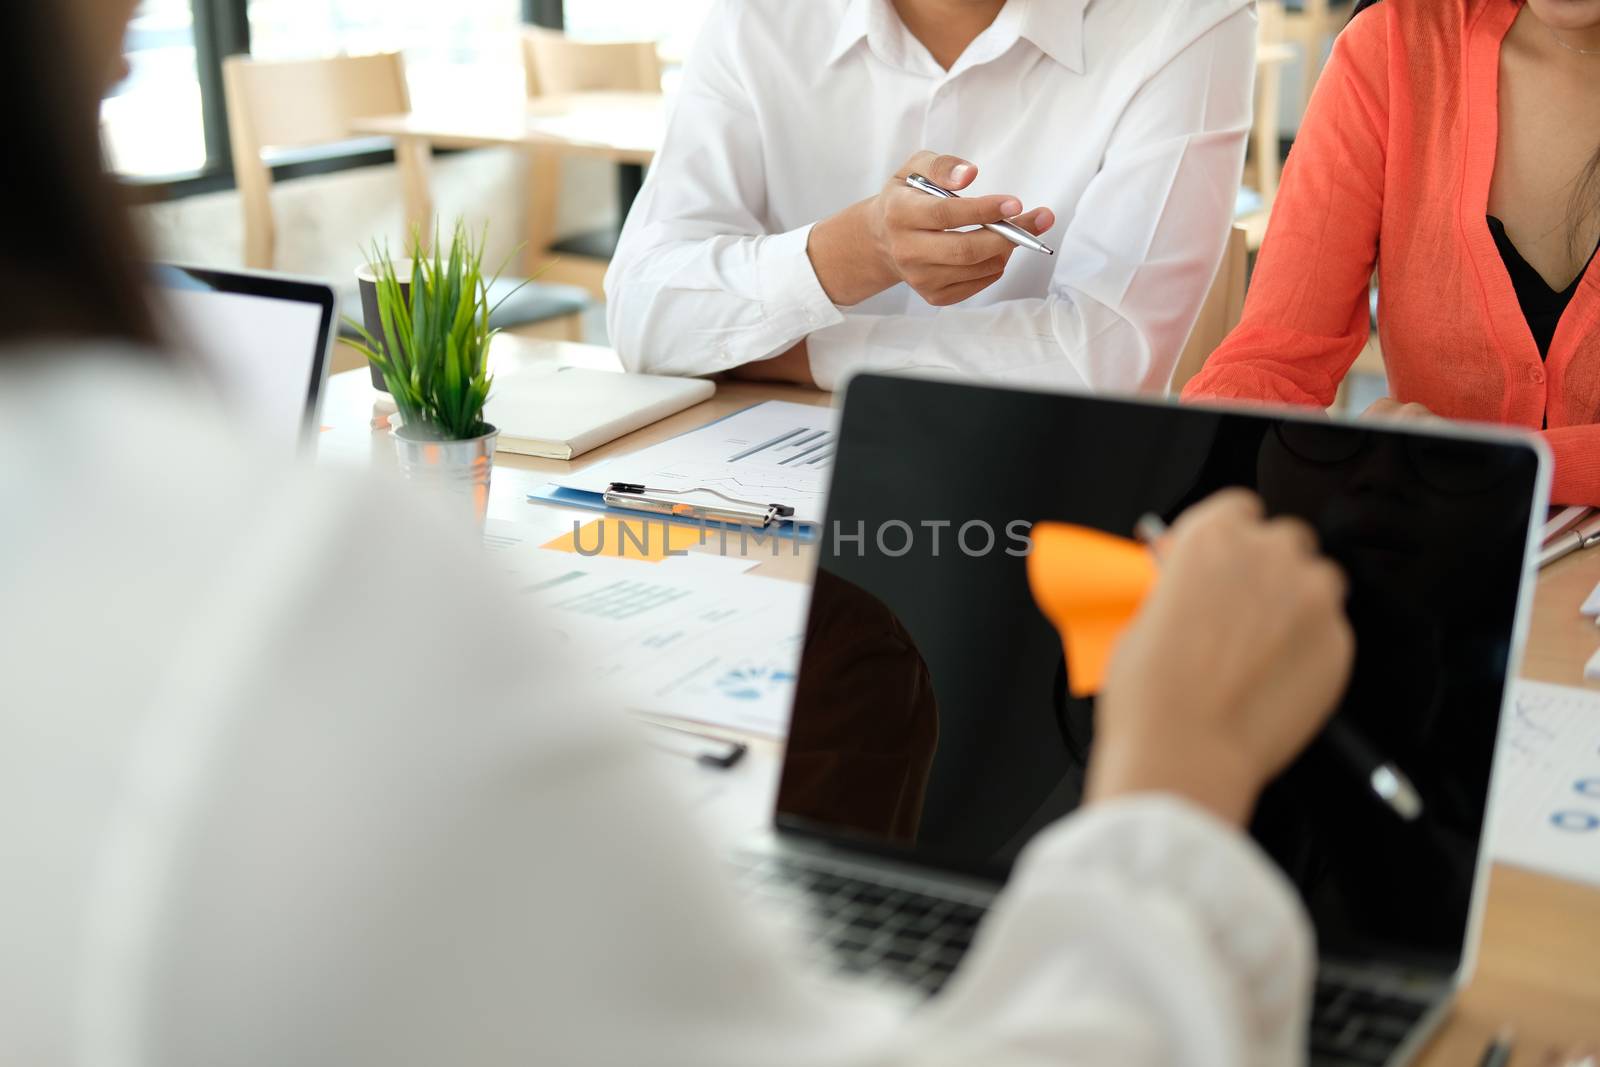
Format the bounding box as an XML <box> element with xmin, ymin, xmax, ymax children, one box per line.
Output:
<box><xmin>776</xmin><ymin>375</ymin><xmax>1543</xmax><ymax>972</ymax></box>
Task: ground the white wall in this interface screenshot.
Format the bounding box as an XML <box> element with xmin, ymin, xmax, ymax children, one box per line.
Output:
<box><xmin>136</xmin><ymin>148</ymin><xmax>618</xmax><ymax>286</ymax></box>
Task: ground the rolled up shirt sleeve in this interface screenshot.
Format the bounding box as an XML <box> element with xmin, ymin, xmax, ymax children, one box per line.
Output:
<box><xmin>604</xmin><ymin>5</ymin><xmax>844</xmax><ymax>377</ymax></box>
<box><xmin>916</xmin><ymin>794</ymin><xmax>1315</xmax><ymax>1067</ymax></box>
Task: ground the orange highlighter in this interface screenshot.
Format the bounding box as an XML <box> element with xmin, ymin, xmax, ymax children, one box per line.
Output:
<box><xmin>1026</xmin><ymin>513</ymin><xmax>1423</xmax><ymax>821</ymax></box>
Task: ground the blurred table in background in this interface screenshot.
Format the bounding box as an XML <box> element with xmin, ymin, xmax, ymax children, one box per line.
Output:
<box><xmin>349</xmin><ymin>90</ymin><xmax>666</xmax><ymax>296</ymax></box>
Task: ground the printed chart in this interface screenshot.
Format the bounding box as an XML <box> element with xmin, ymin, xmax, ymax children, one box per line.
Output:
<box><xmin>557</xmin><ymin>400</ymin><xmax>840</xmax><ymax>524</ymax></box>
<box><xmin>1490</xmin><ymin>681</ymin><xmax>1600</xmax><ymax>887</ymax></box>
<box><xmin>536</xmin><ymin>568</ymin><xmax>807</xmax><ymax>737</ymax></box>
<box><xmin>502</xmin><ymin>548</ymin><xmax>810</xmax><ymax>738</ymax></box>
<box><xmin>727</xmin><ymin>425</ymin><xmax>835</xmax><ymax>470</ymax></box>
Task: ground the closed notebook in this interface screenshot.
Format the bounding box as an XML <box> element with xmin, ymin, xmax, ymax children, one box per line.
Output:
<box><xmin>485</xmin><ymin>366</ymin><xmax>715</xmax><ymax>460</ymax></box>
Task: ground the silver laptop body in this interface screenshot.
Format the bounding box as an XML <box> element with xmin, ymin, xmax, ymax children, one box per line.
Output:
<box><xmin>736</xmin><ymin>375</ymin><xmax>1550</xmax><ymax>1066</ymax></box>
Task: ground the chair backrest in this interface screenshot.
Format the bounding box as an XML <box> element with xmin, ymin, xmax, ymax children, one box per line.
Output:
<box><xmin>521</xmin><ymin>26</ymin><xmax>662</xmax><ymax>97</ymax></box>
<box><xmin>1171</xmin><ymin>225</ymin><xmax>1249</xmax><ymax>394</ymax></box>
<box><xmin>222</xmin><ymin>52</ymin><xmax>416</xmax><ymax>269</ymax></box>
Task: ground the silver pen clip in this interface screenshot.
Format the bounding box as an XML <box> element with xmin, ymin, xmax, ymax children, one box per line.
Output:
<box><xmin>603</xmin><ymin>482</ymin><xmax>795</xmax><ymax>528</ymax></box>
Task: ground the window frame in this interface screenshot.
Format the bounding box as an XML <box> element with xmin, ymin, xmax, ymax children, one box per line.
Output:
<box><xmin>123</xmin><ymin>0</ymin><xmax>565</xmax><ymax>200</ymax></box>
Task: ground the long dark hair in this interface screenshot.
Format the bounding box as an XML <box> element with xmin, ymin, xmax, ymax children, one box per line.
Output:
<box><xmin>0</xmin><ymin>6</ymin><xmax>158</xmax><ymax>348</ymax></box>
<box><xmin>1349</xmin><ymin>0</ymin><xmax>1600</xmax><ymax>262</ymax></box>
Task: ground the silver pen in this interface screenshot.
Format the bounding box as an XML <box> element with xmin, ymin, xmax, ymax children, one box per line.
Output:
<box><xmin>1135</xmin><ymin>512</ymin><xmax>1425</xmax><ymax>823</ymax></box>
<box><xmin>1539</xmin><ymin>511</ymin><xmax>1600</xmax><ymax>569</ymax></box>
<box><xmin>603</xmin><ymin>481</ymin><xmax>793</xmax><ymax>529</ymax></box>
<box><xmin>904</xmin><ymin>173</ymin><xmax>1056</xmax><ymax>256</ymax></box>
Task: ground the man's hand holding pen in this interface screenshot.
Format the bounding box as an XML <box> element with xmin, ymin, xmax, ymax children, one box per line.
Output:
<box><xmin>807</xmin><ymin>150</ymin><xmax>1055</xmax><ymax>308</ymax></box>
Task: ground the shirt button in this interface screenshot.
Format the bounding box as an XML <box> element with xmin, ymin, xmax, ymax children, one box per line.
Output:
<box><xmin>1530</xmin><ymin>365</ymin><xmax>1546</xmax><ymax>384</ymax></box>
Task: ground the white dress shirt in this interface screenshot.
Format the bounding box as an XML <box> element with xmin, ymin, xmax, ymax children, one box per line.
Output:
<box><xmin>2</xmin><ymin>353</ymin><xmax>1312</xmax><ymax>1067</ymax></box>
<box><xmin>606</xmin><ymin>0</ymin><xmax>1256</xmax><ymax>392</ymax></box>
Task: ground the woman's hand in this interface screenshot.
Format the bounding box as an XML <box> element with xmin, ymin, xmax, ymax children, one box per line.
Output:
<box><xmin>1088</xmin><ymin>490</ymin><xmax>1355</xmax><ymax>826</ymax></box>
<box><xmin>806</xmin><ymin>151</ymin><xmax>1054</xmax><ymax>308</ymax></box>
<box><xmin>1362</xmin><ymin>397</ymin><xmax>1437</xmax><ymax>421</ymax></box>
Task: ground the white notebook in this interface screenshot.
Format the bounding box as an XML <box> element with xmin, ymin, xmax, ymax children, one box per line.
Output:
<box><xmin>485</xmin><ymin>366</ymin><xmax>715</xmax><ymax>460</ymax></box>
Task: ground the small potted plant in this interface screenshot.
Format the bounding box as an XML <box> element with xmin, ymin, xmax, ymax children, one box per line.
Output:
<box><xmin>347</xmin><ymin>221</ymin><xmax>510</xmax><ymax>520</ymax></box>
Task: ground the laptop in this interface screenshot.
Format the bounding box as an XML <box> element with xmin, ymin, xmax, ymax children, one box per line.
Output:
<box><xmin>735</xmin><ymin>374</ymin><xmax>1549</xmax><ymax>1067</ymax></box>
<box><xmin>152</xmin><ymin>264</ymin><xmax>338</xmax><ymax>452</ymax></box>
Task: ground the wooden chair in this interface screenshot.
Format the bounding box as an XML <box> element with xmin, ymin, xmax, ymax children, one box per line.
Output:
<box><xmin>521</xmin><ymin>28</ymin><xmax>664</xmax><ymax>297</ymax></box>
<box><xmin>522</xmin><ymin>26</ymin><xmax>662</xmax><ymax>97</ymax></box>
<box><xmin>222</xmin><ymin>51</ymin><xmax>588</xmax><ymax>343</ymax></box>
<box><xmin>1171</xmin><ymin>225</ymin><xmax>1250</xmax><ymax>395</ymax></box>
<box><xmin>1284</xmin><ymin>0</ymin><xmax>1355</xmax><ymax>114</ymax></box>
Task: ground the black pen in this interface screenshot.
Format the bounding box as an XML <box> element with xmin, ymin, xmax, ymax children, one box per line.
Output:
<box><xmin>642</xmin><ymin>719</ymin><xmax>749</xmax><ymax>770</ymax></box>
<box><xmin>1475</xmin><ymin>1028</ymin><xmax>1514</xmax><ymax>1067</ymax></box>
<box><xmin>1135</xmin><ymin>513</ymin><xmax>1425</xmax><ymax>823</ymax></box>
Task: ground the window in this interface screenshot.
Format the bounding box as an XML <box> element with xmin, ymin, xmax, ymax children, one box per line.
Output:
<box><xmin>560</xmin><ymin>0</ymin><xmax>714</xmax><ymax>65</ymax></box>
<box><xmin>247</xmin><ymin>0</ymin><xmax>526</xmax><ymax>102</ymax></box>
<box><xmin>103</xmin><ymin>1</ymin><xmax>563</xmax><ymax>191</ymax></box>
<box><xmin>103</xmin><ymin>0</ymin><xmax>209</xmax><ymax>177</ymax></box>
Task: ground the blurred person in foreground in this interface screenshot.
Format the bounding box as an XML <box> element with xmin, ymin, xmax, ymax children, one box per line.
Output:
<box><xmin>2</xmin><ymin>4</ymin><xmax>1353</xmax><ymax>1065</ymax></box>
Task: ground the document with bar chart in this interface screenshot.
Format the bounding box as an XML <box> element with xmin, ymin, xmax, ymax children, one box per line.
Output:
<box><xmin>515</xmin><ymin>557</ymin><xmax>809</xmax><ymax>738</ymax></box>
<box><xmin>554</xmin><ymin>400</ymin><xmax>840</xmax><ymax>524</ymax></box>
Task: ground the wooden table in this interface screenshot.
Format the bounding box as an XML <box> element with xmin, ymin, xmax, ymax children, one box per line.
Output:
<box><xmin>1422</xmin><ymin>544</ymin><xmax>1600</xmax><ymax>1065</ymax></box>
<box><xmin>318</xmin><ymin>339</ymin><xmax>1600</xmax><ymax>1063</ymax></box>
<box><xmin>350</xmin><ymin>90</ymin><xmax>663</xmax><ymax>164</ymax></box>
<box><xmin>348</xmin><ymin>91</ymin><xmax>666</xmax><ymax>295</ymax></box>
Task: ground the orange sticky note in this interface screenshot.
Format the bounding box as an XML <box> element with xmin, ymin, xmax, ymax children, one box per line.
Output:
<box><xmin>542</xmin><ymin>517</ymin><xmax>706</xmax><ymax>562</ymax></box>
<box><xmin>1026</xmin><ymin>522</ymin><xmax>1158</xmax><ymax>697</ymax></box>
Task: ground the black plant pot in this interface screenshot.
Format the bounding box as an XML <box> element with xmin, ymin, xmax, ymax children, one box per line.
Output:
<box><xmin>356</xmin><ymin>261</ymin><xmax>413</xmax><ymax>394</ymax></box>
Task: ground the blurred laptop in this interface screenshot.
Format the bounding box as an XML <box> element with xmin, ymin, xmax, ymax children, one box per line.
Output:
<box><xmin>152</xmin><ymin>264</ymin><xmax>337</xmax><ymax>452</ymax></box>
<box><xmin>736</xmin><ymin>374</ymin><xmax>1549</xmax><ymax>1067</ymax></box>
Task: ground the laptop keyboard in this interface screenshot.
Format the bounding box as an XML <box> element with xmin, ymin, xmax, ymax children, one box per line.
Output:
<box><xmin>737</xmin><ymin>853</ymin><xmax>1443</xmax><ymax>1057</ymax></box>
<box><xmin>1310</xmin><ymin>971</ymin><xmax>1439</xmax><ymax>1066</ymax></box>
<box><xmin>733</xmin><ymin>853</ymin><xmax>988</xmax><ymax>998</ymax></box>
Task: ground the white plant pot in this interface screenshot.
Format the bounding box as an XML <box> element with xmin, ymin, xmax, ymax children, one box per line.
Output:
<box><xmin>392</xmin><ymin>422</ymin><xmax>499</xmax><ymax>524</ymax></box>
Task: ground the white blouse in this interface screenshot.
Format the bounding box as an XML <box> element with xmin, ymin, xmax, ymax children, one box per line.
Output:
<box><xmin>0</xmin><ymin>354</ymin><xmax>1313</xmax><ymax>1067</ymax></box>
<box><xmin>605</xmin><ymin>0</ymin><xmax>1257</xmax><ymax>392</ymax></box>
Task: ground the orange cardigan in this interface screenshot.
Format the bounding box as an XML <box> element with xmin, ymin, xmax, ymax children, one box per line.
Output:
<box><xmin>1184</xmin><ymin>0</ymin><xmax>1600</xmax><ymax>505</ymax></box>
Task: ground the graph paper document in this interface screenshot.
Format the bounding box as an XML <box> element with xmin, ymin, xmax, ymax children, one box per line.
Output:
<box><xmin>1490</xmin><ymin>680</ymin><xmax>1600</xmax><ymax>887</ymax></box>
<box><xmin>526</xmin><ymin>566</ymin><xmax>806</xmax><ymax>737</ymax></box>
<box><xmin>493</xmin><ymin>542</ymin><xmax>807</xmax><ymax>737</ymax></box>
<box><xmin>553</xmin><ymin>400</ymin><xmax>840</xmax><ymax>525</ymax></box>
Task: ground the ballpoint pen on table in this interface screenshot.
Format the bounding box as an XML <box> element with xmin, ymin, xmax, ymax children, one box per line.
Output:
<box><xmin>1475</xmin><ymin>1028</ymin><xmax>1514</xmax><ymax>1067</ymax></box>
<box><xmin>642</xmin><ymin>719</ymin><xmax>749</xmax><ymax>770</ymax></box>
<box><xmin>1539</xmin><ymin>510</ymin><xmax>1600</xmax><ymax>569</ymax></box>
<box><xmin>1135</xmin><ymin>513</ymin><xmax>1425</xmax><ymax>823</ymax></box>
<box><xmin>904</xmin><ymin>173</ymin><xmax>1057</xmax><ymax>256</ymax></box>
<box><xmin>604</xmin><ymin>482</ymin><xmax>795</xmax><ymax>529</ymax></box>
